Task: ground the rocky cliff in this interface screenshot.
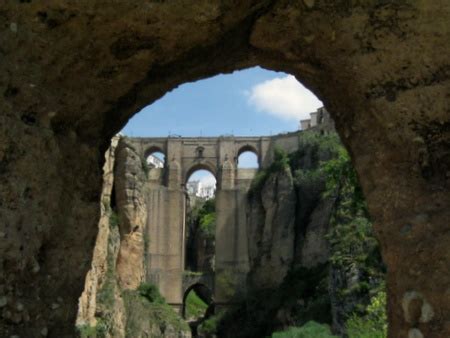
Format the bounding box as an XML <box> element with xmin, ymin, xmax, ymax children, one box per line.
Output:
<box><xmin>77</xmin><ymin>137</ymin><xmax>191</xmax><ymax>338</ymax></box>
<box><xmin>211</xmin><ymin>132</ymin><xmax>384</xmax><ymax>338</ymax></box>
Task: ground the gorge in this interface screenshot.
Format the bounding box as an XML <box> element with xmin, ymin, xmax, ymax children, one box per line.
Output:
<box><xmin>75</xmin><ymin>129</ymin><xmax>385</xmax><ymax>337</ymax></box>
<box><xmin>0</xmin><ymin>2</ymin><xmax>449</xmax><ymax>337</ymax></box>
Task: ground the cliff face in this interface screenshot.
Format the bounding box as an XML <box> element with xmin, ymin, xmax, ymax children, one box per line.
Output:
<box><xmin>76</xmin><ymin>137</ymin><xmax>191</xmax><ymax>338</ymax></box>
<box><xmin>247</xmin><ymin>135</ymin><xmax>336</xmax><ymax>287</ymax></box>
<box><xmin>220</xmin><ymin>133</ymin><xmax>383</xmax><ymax>338</ymax></box>
<box><xmin>77</xmin><ymin>135</ymin><xmax>123</xmax><ymax>333</ymax></box>
<box><xmin>114</xmin><ymin>140</ymin><xmax>149</xmax><ymax>290</ymax></box>
<box><xmin>247</xmin><ymin>167</ymin><xmax>296</xmax><ymax>289</ymax></box>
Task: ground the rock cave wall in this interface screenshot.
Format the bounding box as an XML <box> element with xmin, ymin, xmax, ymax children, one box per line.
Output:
<box><xmin>0</xmin><ymin>1</ymin><xmax>449</xmax><ymax>337</ymax></box>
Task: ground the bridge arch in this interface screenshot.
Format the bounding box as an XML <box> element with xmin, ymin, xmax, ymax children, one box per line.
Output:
<box><xmin>144</xmin><ymin>145</ymin><xmax>166</xmax><ymax>168</ymax></box>
<box><xmin>236</xmin><ymin>144</ymin><xmax>260</xmax><ymax>168</ymax></box>
<box><xmin>181</xmin><ymin>282</ymin><xmax>214</xmax><ymax>319</ymax></box>
<box><xmin>184</xmin><ymin>162</ymin><xmax>217</xmax><ymax>185</ymax></box>
<box><xmin>144</xmin><ymin>145</ymin><xmax>166</xmax><ymax>158</ymax></box>
<box><xmin>237</xmin><ymin>144</ymin><xmax>258</xmax><ymax>158</ymax></box>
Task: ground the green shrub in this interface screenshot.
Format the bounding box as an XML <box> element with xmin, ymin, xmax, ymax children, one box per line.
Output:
<box><xmin>122</xmin><ymin>288</ymin><xmax>189</xmax><ymax>337</ymax></box>
<box><xmin>198</xmin><ymin>311</ymin><xmax>225</xmax><ymax>336</ymax></box>
<box><xmin>76</xmin><ymin>324</ymin><xmax>97</xmax><ymax>338</ymax></box>
<box><xmin>272</xmin><ymin>321</ymin><xmax>338</xmax><ymax>338</ymax></box>
<box><xmin>137</xmin><ymin>282</ymin><xmax>166</xmax><ymax>304</ymax></box>
<box><xmin>249</xmin><ymin>147</ymin><xmax>289</xmax><ymax>196</ymax></box>
<box><xmin>346</xmin><ymin>290</ymin><xmax>387</xmax><ymax>338</ymax></box>
<box><xmin>185</xmin><ymin>290</ymin><xmax>208</xmax><ymax>320</ymax></box>
<box><xmin>76</xmin><ymin>320</ymin><xmax>109</xmax><ymax>338</ymax></box>
<box><xmin>189</xmin><ymin>197</ymin><xmax>216</xmax><ymax>238</ymax></box>
<box><xmin>109</xmin><ymin>210</ymin><xmax>119</xmax><ymax>228</ymax></box>
<box><xmin>199</xmin><ymin>212</ymin><xmax>216</xmax><ymax>238</ymax></box>
<box><xmin>141</xmin><ymin>157</ymin><xmax>150</xmax><ymax>176</ymax></box>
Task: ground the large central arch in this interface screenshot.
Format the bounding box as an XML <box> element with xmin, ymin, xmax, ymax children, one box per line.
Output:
<box><xmin>0</xmin><ymin>2</ymin><xmax>449</xmax><ymax>337</ymax></box>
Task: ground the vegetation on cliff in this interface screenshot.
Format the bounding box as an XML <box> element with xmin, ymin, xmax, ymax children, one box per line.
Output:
<box><xmin>185</xmin><ymin>290</ymin><xmax>208</xmax><ymax>320</ymax></box>
<box><xmin>272</xmin><ymin>321</ymin><xmax>337</xmax><ymax>338</ymax></box>
<box><xmin>187</xmin><ymin>197</ymin><xmax>216</xmax><ymax>240</ymax></box>
<box><xmin>202</xmin><ymin>131</ymin><xmax>386</xmax><ymax>338</ymax></box>
<box><xmin>78</xmin><ymin>203</ymin><xmax>190</xmax><ymax>338</ymax></box>
<box><xmin>186</xmin><ymin>196</ymin><xmax>216</xmax><ymax>273</ymax></box>
<box><xmin>122</xmin><ymin>283</ymin><xmax>189</xmax><ymax>337</ymax></box>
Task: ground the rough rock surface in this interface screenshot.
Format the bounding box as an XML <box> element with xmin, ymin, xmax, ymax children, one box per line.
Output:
<box><xmin>77</xmin><ymin>136</ymin><xmax>121</xmax><ymax>330</ymax></box>
<box><xmin>114</xmin><ymin>139</ymin><xmax>149</xmax><ymax>290</ymax></box>
<box><xmin>77</xmin><ymin>137</ymin><xmax>190</xmax><ymax>338</ymax></box>
<box><xmin>247</xmin><ymin>167</ymin><xmax>296</xmax><ymax>289</ymax></box>
<box><xmin>298</xmin><ymin>197</ymin><xmax>334</xmax><ymax>269</ymax></box>
<box><xmin>0</xmin><ymin>1</ymin><xmax>449</xmax><ymax>337</ymax></box>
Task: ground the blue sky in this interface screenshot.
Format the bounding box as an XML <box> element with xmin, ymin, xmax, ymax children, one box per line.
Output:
<box><xmin>125</xmin><ymin>66</ymin><xmax>322</xmax><ymax>184</ymax></box>
<box><xmin>122</xmin><ymin>66</ymin><xmax>322</xmax><ymax>137</ymax></box>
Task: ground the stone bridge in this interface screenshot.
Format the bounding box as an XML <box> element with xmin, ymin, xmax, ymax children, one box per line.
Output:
<box><xmin>125</xmin><ymin>134</ymin><xmax>299</xmax><ymax>309</ymax></box>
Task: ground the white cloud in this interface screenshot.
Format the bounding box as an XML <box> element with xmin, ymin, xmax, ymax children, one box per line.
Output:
<box><xmin>200</xmin><ymin>175</ymin><xmax>216</xmax><ymax>187</ymax></box>
<box><xmin>247</xmin><ymin>75</ymin><xmax>322</xmax><ymax>121</ymax></box>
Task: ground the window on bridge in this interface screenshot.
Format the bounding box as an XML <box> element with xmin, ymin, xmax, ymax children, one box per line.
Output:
<box><xmin>237</xmin><ymin>150</ymin><xmax>259</xmax><ymax>169</ymax></box>
<box><xmin>185</xmin><ymin>169</ymin><xmax>216</xmax><ymax>273</ymax></box>
<box><xmin>146</xmin><ymin>151</ymin><xmax>165</xmax><ymax>169</ymax></box>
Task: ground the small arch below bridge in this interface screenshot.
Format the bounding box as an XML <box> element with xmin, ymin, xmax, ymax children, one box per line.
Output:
<box><xmin>181</xmin><ymin>275</ymin><xmax>215</xmax><ymax>320</ymax></box>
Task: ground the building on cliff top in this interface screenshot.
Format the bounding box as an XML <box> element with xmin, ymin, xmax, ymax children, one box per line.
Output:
<box><xmin>299</xmin><ymin>107</ymin><xmax>335</xmax><ymax>134</ymax></box>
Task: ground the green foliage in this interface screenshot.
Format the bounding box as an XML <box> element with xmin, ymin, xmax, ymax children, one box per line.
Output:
<box><xmin>198</xmin><ymin>311</ymin><xmax>225</xmax><ymax>336</ymax></box>
<box><xmin>272</xmin><ymin>321</ymin><xmax>338</xmax><ymax>338</ymax></box>
<box><xmin>199</xmin><ymin>197</ymin><xmax>215</xmax><ymax>214</ymax></box>
<box><xmin>214</xmin><ymin>265</ymin><xmax>331</xmax><ymax>338</ymax></box>
<box><xmin>95</xmin><ymin>319</ymin><xmax>109</xmax><ymax>337</ymax></box>
<box><xmin>215</xmin><ymin>270</ymin><xmax>237</xmax><ymax>301</ymax></box>
<box><xmin>109</xmin><ymin>210</ymin><xmax>119</xmax><ymax>228</ymax></box>
<box><xmin>249</xmin><ymin>147</ymin><xmax>290</xmax><ymax>196</ymax></box>
<box><xmin>183</xmin><ymin>270</ymin><xmax>203</xmax><ymax>277</ymax></box>
<box><xmin>239</xmin><ymin>131</ymin><xmax>385</xmax><ymax>338</ymax></box>
<box><xmin>76</xmin><ymin>324</ymin><xmax>97</xmax><ymax>338</ymax></box>
<box><xmin>346</xmin><ymin>290</ymin><xmax>387</xmax><ymax>338</ymax></box>
<box><xmin>141</xmin><ymin>157</ymin><xmax>150</xmax><ymax>177</ymax></box>
<box><xmin>273</xmin><ymin>147</ymin><xmax>290</xmax><ymax>171</ymax></box>
<box><xmin>323</xmin><ymin>147</ymin><xmax>384</xmax><ymax>285</ymax></box>
<box><xmin>294</xmin><ymin>168</ymin><xmax>324</xmax><ymax>188</ymax></box>
<box><xmin>122</xmin><ymin>288</ymin><xmax>189</xmax><ymax>337</ymax></box>
<box><xmin>289</xmin><ymin>131</ymin><xmax>341</xmax><ymax>171</ymax></box>
<box><xmin>96</xmin><ymin>225</ymin><xmax>118</xmax><ymax>309</ymax></box>
<box><xmin>199</xmin><ymin>212</ymin><xmax>216</xmax><ymax>238</ymax></box>
<box><xmin>321</xmin><ymin>142</ymin><xmax>385</xmax><ymax>331</ymax></box>
<box><xmin>321</xmin><ymin>147</ymin><xmax>365</xmax><ymax>207</ymax></box>
<box><xmin>93</xmin><ymin>224</ymin><xmax>121</xmax><ymax>337</ymax></box>
<box><xmin>76</xmin><ymin>318</ymin><xmax>110</xmax><ymax>337</ymax></box>
<box><xmin>138</xmin><ymin>282</ymin><xmax>166</xmax><ymax>304</ymax></box>
<box><xmin>192</xmin><ymin>197</ymin><xmax>216</xmax><ymax>238</ymax></box>
<box><xmin>185</xmin><ymin>290</ymin><xmax>208</xmax><ymax>320</ymax></box>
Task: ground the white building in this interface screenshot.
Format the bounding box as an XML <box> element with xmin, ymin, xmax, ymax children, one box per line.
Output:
<box><xmin>147</xmin><ymin>154</ymin><xmax>164</xmax><ymax>168</ymax></box>
<box><xmin>186</xmin><ymin>180</ymin><xmax>216</xmax><ymax>199</ymax></box>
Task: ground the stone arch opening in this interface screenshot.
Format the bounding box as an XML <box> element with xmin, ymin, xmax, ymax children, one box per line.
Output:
<box><xmin>182</xmin><ymin>283</ymin><xmax>214</xmax><ymax>320</ymax></box>
<box><xmin>2</xmin><ymin>4</ymin><xmax>448</xmax><ymax>338</ymax></box>
<box><xmin>185</xmin><ymin>168</ymin><xmax>217</xmax><ymax>274</ymax></box>
<box><xmin>144</xmin><ymin>146</ymin><xmax>166</xmax><ymax>168</ymax></box>
<box><xmin>185</xmin><ymin>164</ymin><xmax>217</xmax><ymax>186</ymax></box>
<box><xmin>237</xmin><ymin>147</ymin><xmax>259</xmax><ymax>169</ymax></box>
